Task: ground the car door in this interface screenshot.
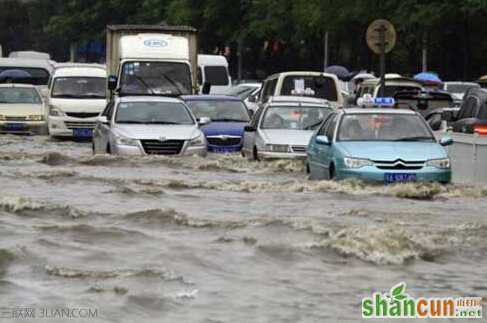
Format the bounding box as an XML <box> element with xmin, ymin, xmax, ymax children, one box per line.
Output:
<box><xmin>453</xmin><ymin>96</ymin><xmax>478</xmax><ymax>133</ymax></box>
<box><xmin>309</xmin><ymin>113</ymin><xmax>337</xmax><ymax>178</ymax></box>
<box><xmin>94</xmin><ymin>102</ymin><xmax>114</xmax><ymax>153</ymax></box>
<box><xmin>242</xmin><ymin>106</ymin><xmax>264</xmax><ymax>157</ymax></box>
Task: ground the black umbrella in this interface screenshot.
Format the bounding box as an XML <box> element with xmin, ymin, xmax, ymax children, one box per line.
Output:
<box><xmin>0</xmin><ymin>69</ymin><xmax>32</xmax><ymax>82</ymax></box>
<box><xmin>325</xmin><ymin>65</ymin><xmax>354</xmax><ymax>81</ymax></box>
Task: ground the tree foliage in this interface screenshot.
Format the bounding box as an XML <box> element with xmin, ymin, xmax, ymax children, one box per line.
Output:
<box><xmin>0</xmin><ymin>0</ymin><xmax>486</xmax><ymax>80</ymax></box>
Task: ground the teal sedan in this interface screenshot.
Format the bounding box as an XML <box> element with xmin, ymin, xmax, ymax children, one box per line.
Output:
<box><xmin>306</xmin><ymin>108</ymin><xmax>453</xmax><ymax>184</ymax></box>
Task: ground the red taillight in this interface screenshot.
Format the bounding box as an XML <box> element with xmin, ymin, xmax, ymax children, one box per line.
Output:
<box><xmin>474</xmin><ymin>124</ymin><xmax>487</xmax><ymax>135</ymax></box>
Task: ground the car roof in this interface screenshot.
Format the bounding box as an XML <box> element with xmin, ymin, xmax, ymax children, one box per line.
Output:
<box><xmin>264</xmin><ymin>71</ymin><xmax>339</xmax><ymax>81</ymax></box>
<box><xmin>117</xmin><ymin>96</ymin><xmax>184</xmax><ymax>104</ymax></box>
<box><xmin>0</xmin><ymin>58</ymin><xmax>55</xmax><ymax>72</ymax></box>
<box><xmin>181</xmin><ymin>95</ymin><xmax>242</xmax><ymax>102</ymax></box>
<box><xmin>53</xmin><ymin>64</ymin><xmax>107</xmax><ymax>78</ymax></box>
<box><xmin>269</xmin><ymin>96</ymin><xmax>330</xmax><ymax>106</ymax></box>
<box><xmin>342</xmin><ymin>108</ymin><xmax>417</xmax><ymax>115</ymax></box>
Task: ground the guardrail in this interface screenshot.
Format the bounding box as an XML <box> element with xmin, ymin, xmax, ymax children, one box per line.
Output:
<box><xmin>445</xmin><ymin>132</ymin><xmax>487</xmax><ymax>184</ymax></box>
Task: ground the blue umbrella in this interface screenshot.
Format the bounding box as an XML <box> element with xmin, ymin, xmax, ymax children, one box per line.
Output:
<box><xmin>325</xmin><ymin>65</ymin><xmax>352</xmax><ymax>81</ymax></box>
<box><xmin>414</xmin><ymin>72</ymin><xmax>442</xmax><ymax>85</ymax></box>
<box><xmin>0</xmin><ymin>69</ymin><xmax>32</xmax><ymax>81</ymax></box>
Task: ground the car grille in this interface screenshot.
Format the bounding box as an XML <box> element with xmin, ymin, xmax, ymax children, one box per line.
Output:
<box><xmin>141</xmin><ymin>140</ymin><xmax>185</xmax><ymax>155</ymax></box>
<box><xmin>66</xmin><ymin>112</ymin><xmax>99</xmax><ymax>118</ymax></box>
<box><xmin>373</xmin><ymin>160</ymin><xmax>425</xmax><ymax>170</ymax></box>
<box><xmin>291</xmin><ymin>145</ymin><xmax>307</xmax><ymax>153</ymax></box>
<box><xmin>64</xmin><ymin>121</ymin><xmax>97</xmax><ymax>129</ymax></box>
<box><xmin>207</xmin><ymin>136</ymin><xmax>241</xmax><ymax>146</ymax></box>
<box><xmin>5</xmin><ymin>116</ymin><xmax>27</xmax><ymax>121</ymax></box>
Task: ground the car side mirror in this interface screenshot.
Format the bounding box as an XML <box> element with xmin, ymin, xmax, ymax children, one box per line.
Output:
<box><xmin>248</xmin><ymin>94</ymin><xmax>258</xmax><ymax>103</ymax></box>
<box><xmin>244</xmin><ymin>125</ymin><xmax>256</xmax><ymax>132</ymax></box>
<box><xmin>40</xmin><ymin>87</ymin><xmax>50</xmax><ymax>99</ymax></box>
<box><xmin>198</xmin><ymin>117</ymin><xmax>211</xmax><ymax>126</ymax></box>
<box><xmin>439</xmin><ymin>136</ymin><xmax>453</xmax><ymax>146</ymax></box>
<box><xmin>97</xmin><ymin>116</ymin><xmax>109</xmax><ymax>124</ymax></box>
<box><xmin>315</xmin><ymin>135</ymin><xmax>330</xmax><ymax>145</ymax></box>
<box><xmin>201</xmin><ymin>82</ymin><xmax>211</xmax><ymax>95</ymax></box>
<box><xmin>108</xmin><ymin>75</ymin><xmax>118</xmax><ymax>91</ymax></box>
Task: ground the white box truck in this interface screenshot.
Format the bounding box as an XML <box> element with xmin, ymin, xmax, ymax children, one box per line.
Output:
<box><xmin>106</xmin><ymin>25</ymin><xmax>198</xmax><ymax>98</ymax></box>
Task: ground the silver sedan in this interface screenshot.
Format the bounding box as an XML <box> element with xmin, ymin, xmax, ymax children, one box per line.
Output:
<box><xmin>92</xmin><ymin>96</ymin><xmax>208</xmax><ymax>157</ymax></box>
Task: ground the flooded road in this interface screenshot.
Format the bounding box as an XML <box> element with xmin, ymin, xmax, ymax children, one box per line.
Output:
<box><xmin>1</xmin><ymin>135</ymin><xmax>487</xmax><ymax>322</ymax></box>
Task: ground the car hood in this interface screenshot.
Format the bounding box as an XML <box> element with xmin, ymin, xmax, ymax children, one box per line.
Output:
<box><xmin>260</xmin><ymin>129</ymin><xmax>314</xmax><ymax>146</ymax></box>
<box><xmin>335</xmin><ymin>141</ymin><xmax>448</xmax><ymax>161</ymax></box>
<box><xmin>202</xmin><ymin>121</ymin><xmax>247</xmax><ymax>137</ymax></box>
<box><xmin>113</xmin><ymin>124</ymin><xmax>201</xmax><ymax>140</ymax></box>
<box><xmin>50</xmin><ymin>98</ymin><xmax>107</xmax><ymax>113</ymax></box>
<box><xmin>0</xmin><ymin>103</ymin><xmax>44</xmax><ymax>116</ymax></box>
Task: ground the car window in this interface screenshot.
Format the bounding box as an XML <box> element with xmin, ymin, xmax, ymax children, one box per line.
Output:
<box><xmin>260</xmin><ymin>105</ymin><xmax>332</xmax><ymax>130</ymax></box>
<box><xmin>197</xmin><ymin>67</ymin><xmax>203</xmax><ymax>85</ymax></box>
<box><xmin>318</xmin><ymin>113</ymin><xmax>335</xmax><ymax>136</ymax></box>
<box><xmin>325</xmin><ymin>114</ymin><xmax>339</xmax><ymax>139</ymax></box>
<box><xmin>261</xmin><ymin>78</ymin><xmax>277</xmax><ymax>103</ymax></box>
<box><xmin>280</xmin><ymin>75</ymin><xmax>338</xmax><ymax>101</ymax></box>
<box><xmin>204</xmin><ymin>66</ymin><xmax>229</xmax><ymax>86</ymax></box>
<box><xmin>0</xmin><ymin>87</ymin><xmax>42</xmax><ymax>104</ymax></box>
<box><xmin>478</xmin><ymin>101</ymin><xmax>487</xmax><ymax>120</ymax></box>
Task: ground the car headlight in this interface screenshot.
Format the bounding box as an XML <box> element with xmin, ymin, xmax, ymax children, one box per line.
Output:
<box><xmin>26</xmin><ymin>115</ymin><xmax>44</xmax><ymax>121</ymax></box>
<box><xmin>344</xmin><ymin>157</ymin><xmax>373</xmax><ymax>169</ymax></box>
<box><xmin>189</xmin><ymin>134</ymin><xmax>206</xmax><ymax>146</ymax></box>
<box><xmin>49</xmin><ymin>105</ymin><xmax>65</xmax><ymax>117</ymax></box>
<box><xmin>115</xmin><ymin>135</ymin><xmax>139</xmax><ymax>147</ymax></box>
<box><xmin>426</xmin><ymin>158</ymin><xmax>451</xmax><ymax>169</ymax></box>
<box><xmin>265</xmin><ymin>144</ymin><xmax>289</xmax><ymax>153</ymax></box>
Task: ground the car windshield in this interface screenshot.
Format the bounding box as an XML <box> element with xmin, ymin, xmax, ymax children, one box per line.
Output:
<box><xmin>0</xmin><ymin>87</ymin><xmax>42</xmax><ymax>104</ymax></box>
<box><xmin>186</xmin><ymin>100</ymin><xmax>250</xmax><ymax>122</ymax></box>
<box><xmin>338</xmin><ymin>113</ymin><xmax>435</xmax><ymax>142</ymax></box>
<box><xmin>120</xmin><ymin>62</ymin><xmax>192</xmax><ymax>96</ymax></box>
<box><xmin>281</xmin><ymin>76</ymin><xmax>338</xmax><ymax>101</ymax></box>
<box><xmin>445</xmin><ymin>84</ymin><xmax>480</xmax><ymax>94</ymax></box>
<box><xmin>115</xmin><ymin>101</ymin><xmax>194</xmax><ymax>125</ymax></box>
<box><xmin>0</xmin><ymin>67</ymin><xmax>50</xmax><ymax>85</ymax></box>
<box><xmin>261</xmin><ymin>105</ymin><xmax>332</xmax><ymax>130</ymax></box>
<box><xmin>52</xmin><ymin>77</ymin><xmax>106</xmax><ymax>99</ymax></box>
<box><xmin>225</xmin><ymin>85</ymin><xmax>259</xmax><ymax>99</ymax></box>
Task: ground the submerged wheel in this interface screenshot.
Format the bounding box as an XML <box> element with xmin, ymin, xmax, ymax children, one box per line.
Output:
<box><xmin>253</xmin><ymin>146</ymin><xmax>260</xmax><ymax>161</ymax></box>
<box><xmin>106</xmin><ymin>144</ymin><xmax>111</xmax><ymax>155</ymax></box>
<box><xmin>306</xmin><ymin>162</ymin><xmax>311</xmax><ymax>174</ymax></box>
<box><xmin>329</xmin><ymin>163</ymin><xmax>336</xmax><ymax>180</ymax></box>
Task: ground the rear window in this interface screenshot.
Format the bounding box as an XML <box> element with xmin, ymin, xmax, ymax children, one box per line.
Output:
<box><xmin>281</xmin><ymin>76</ymin><xmax>338</xmax><ymax>101</ymax></box>
<box><xmin>204</xmin><ymin>66</ymin><xmax>229</xmax><ymax>86</ymax></box>
<box><xmin>378</xmin><ymin>85</ymin><xmax>422</xmax><ymax>97</ymax></box>
<box><xmin>0</xmin><ymin>67</ymin><xmax>50</xmax><ymax>85</ymax></box>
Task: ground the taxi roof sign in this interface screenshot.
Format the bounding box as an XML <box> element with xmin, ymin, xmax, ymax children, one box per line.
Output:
<box><xmin>374</xmin><ymin>97</ymin><xmax>395</xmax><ymax>107</ymax></box>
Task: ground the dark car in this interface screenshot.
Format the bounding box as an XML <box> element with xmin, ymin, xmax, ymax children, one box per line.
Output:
<box><xmin>394</xmin><ymin>90</ymin><xmax>454</xmax><ymax>130</ymax></box>
<box><xmin>182</xmin><ymin>95</ymin><xmax>251</xmax><ymax>153</ymax></box>
<box><xmin>442</xmin><ymin>87</ymin><xmax>487</xmax><ymax>134</ymax></box>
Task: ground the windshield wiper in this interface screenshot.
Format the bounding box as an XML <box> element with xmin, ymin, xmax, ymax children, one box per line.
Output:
<box><xmin>145</xmin><ymin>121</ymin><xmax>184</xmax><ymax>125</ymax></box>
<box><xmin>304</xmin><ymin>120</ymin><xmax>323</xmax><ymax>130</ymax></box>
<box><xmin>212</xmin><ymin>118</ymin><xmax>248</xmax><ymax>122</ymax></box>
<box><xmin>160</xmin><ymin>74</ymin><xmax>183</xmax><ymax>96</ymax></box>
<box><xmin>134</xmin><ymin>75</ymin><xmax>155</xmax><ymax>95</ymax></box>
<box><xmin>394</xmin><ymin>136</ymin><xmax>434</xmax><ymax>142</ymax></box>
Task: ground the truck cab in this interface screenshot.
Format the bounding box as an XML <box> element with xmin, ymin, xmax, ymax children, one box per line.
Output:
<box><xmin>106</xmin><ymin>25</ymin><xmax>198</xmax><ymax>98</ymax></box>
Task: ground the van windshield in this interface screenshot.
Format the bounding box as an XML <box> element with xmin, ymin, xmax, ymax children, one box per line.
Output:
<box><xmin>120</xmin><ymin>62</ymin><xmax>192</xmax><ymax>96</ymax></box>
<box><xmin>0</xmin><ymin>67</ymin><xmax>50</xmax><ymax>85</ymax></box>
<box><xmin>52</xmin><ymin>77</ymin><xmax>106</xmax><ymax>99</ymax></box>
<box><xmin>281</xmin><ymin>76</ymin><xmax>338</xmax><ymax>101</ymax></box>
<box><xmin>204</xmin><ymin>66</ymin><xmax>229</xmax><ymax>86</ymax></box>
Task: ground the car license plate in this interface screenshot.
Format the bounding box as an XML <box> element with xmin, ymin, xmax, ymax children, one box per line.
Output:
<box><xmin>5</xmin><ymin>123</ymin><xmax>26</xmax><ymax>130</ymax></box>
<box><xmin>73</xmin><ymin>128</ymin><xmax>93</xmax><ymax>138</ymax></box>
<box><xmin>384</xmin><ymin>173</ymin><xmax>417</xmax><ymax>184</ymax></box>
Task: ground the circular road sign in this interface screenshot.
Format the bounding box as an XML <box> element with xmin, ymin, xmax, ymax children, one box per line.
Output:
<box><xmin>366</xmin><ymin>19</ymin><xmax>397</xmax><ymax>54</ymax></box>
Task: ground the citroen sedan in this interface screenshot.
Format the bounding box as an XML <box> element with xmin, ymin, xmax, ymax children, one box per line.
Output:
<box><xmin>92</xmin><ymin>96</ymin><xmax>208</xmax><ymax>156</ymax></box>
<box><xmin>306</xmin><ymin>109</ymin><xmax>453</xmax><ymax>184</ymax></box>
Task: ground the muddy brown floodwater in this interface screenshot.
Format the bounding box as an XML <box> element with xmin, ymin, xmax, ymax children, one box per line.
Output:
<box><xmin>0</xmin><ymin>135</ymin><xmax>486</xmax><ymax>322</ymax></box>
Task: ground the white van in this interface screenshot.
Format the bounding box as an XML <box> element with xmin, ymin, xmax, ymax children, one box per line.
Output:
<box><xmin>48</xmin><ymin>64</ymin><xmax>107</xmax><ymax>138</ymax></box>
<box><xmin>0</xmin><ymin>58</ymin><xmax>54</xmax><ymax>87</ymax></box>
<box><xmin>198</xmin><ymin>54</ymin><xmax>232</xmax><ymax>94</ymax></box>
<box><xmin>258</xmin><ymin>71</ymin><xmax>344</xmax><ymax>108</ymax></box>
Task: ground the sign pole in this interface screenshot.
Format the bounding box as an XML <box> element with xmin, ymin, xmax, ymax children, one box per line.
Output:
<box><xmin>379</xmin><ymin>25</ymin><xmax>386</xmax><ymax>97</ymax></box>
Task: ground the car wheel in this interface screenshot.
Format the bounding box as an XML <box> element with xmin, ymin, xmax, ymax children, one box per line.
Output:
<box><xmin>106</xmin><ymin>144</ymin><xmax>111</xmax><ymax>155</ymax></box>
<box><xmin>306</xmin><ymin>162</ymin><xmax>311</xmax><ymax>174</ymax></box>
<box><xmin>253</xmin><ymin>146</ymin><xmax>260</xmax><ymax>161</ymax></box>
<box><xmin>329</xmin><ymin>163</ymin><xmax>336</xmax><ymax>180</ymax></box>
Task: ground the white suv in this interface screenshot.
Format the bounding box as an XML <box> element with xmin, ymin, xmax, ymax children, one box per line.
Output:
<box><xmin>48</xmin><ymin>64</ymin><xmax>107</xmax><ymax>138</ymax></box>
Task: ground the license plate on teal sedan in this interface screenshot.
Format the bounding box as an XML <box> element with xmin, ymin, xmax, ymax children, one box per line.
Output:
<box><xmin>384</xmin><ymin>173</ymin><xmax>417</xmax><ymax>184</ymax></box>
<box><xmin>73</xmin><ymin>128</ymin><xmax>93</xmax><ymax>138</ymax></box>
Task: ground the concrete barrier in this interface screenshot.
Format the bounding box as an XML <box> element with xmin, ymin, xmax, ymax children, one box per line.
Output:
<box><xmin>445</xmin><ymin>133</ymin><xmax>487</xmax><ymax>184</ymax></box>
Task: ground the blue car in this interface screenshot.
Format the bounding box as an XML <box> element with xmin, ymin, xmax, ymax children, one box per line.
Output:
<box><xmin>182</xmin><ymin>95</ymin><xmax>251</xmax><ymax>153</ymax></box>
<box><xmin>306</xmin><ymin>108</ymin><xmax>453</xmax><ymax>184</ymax></box>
